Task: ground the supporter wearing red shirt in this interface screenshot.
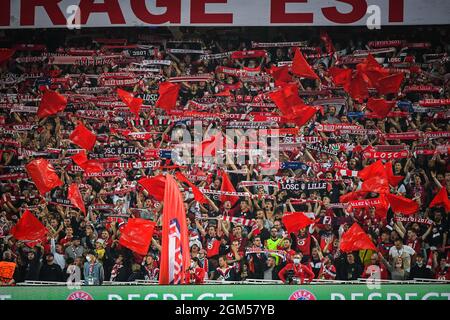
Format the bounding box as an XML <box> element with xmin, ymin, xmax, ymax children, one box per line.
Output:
<box><xmin>186</xmin><ymin>257</ymin><xmax>206</xmax><ymax>284</ymax></box>
<box><xmin>278</xmin><ymin>252</ymin><xmax>315</xmax><ymax>284</ymax></box>
<box><xmin>362</xmin><ymin>253</ymin><xmax>389</xmax><ymax>280</ymax></box>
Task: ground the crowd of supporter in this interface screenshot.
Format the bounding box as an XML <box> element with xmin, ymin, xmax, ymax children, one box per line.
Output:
<box><xmin>0</xmin><ymin>26</ymin><xmax>449</xmax><ymax>286</ymax></box>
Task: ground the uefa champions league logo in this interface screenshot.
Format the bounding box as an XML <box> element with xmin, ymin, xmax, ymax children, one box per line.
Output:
<box><xmin>67</xmin><ymin>291</ymin><xmax>94</xmax><ymax>300</ymax></box>
<box><xmin>289</xmin><ymin>289</ymin><xmax>317</xmax><ymax>301</ymax></box>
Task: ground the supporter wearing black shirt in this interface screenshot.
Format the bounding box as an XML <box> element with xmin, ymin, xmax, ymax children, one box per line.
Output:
<box><xmin>39</xmin><ymin>253</ymin><xmax>64</xmax><ymax>282</ymax></box>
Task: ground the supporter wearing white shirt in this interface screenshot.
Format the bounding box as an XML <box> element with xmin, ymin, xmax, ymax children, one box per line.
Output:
<box><xmin>389</xmin><ymin>239</ymin><xmax>416</xmax><ymax>273</ymax></box>
<box><xmin>50</xmin><ymin>238</ymin><xmax>66</xmax><ymax>270</ymax></box>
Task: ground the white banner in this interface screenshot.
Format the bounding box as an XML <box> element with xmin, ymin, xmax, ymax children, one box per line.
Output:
<box><xmin>1</xmin><ymin>0</ymin><xmax>449</xmax><ymax>29</ymax></box>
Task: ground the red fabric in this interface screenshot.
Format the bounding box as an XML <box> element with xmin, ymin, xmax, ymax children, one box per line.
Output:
<box><xmin>291</xmin><ymin>47</ymin><xmax>319</xmax><ymax>80</ymax></box>
<box><xmin>429</xmin><ymin>187</ymin><xmax>450</xmax><ymax>212</ymax></box>
<box><xmin>340</xmin><ymin>223</ymin><xmax>377</xmax><ymax>252</ymax></box>
<box><xmin>367</xmin><ymin>98</ymin><xmax>396</xmax><ymax>118</ymax></box>
<box><xmin>11</xmin><ymin>210</ymin><xmax>47</xmax><ymax>246</ymax></box>
<box><xmin>386</xmin><ymin>193</ymin><xmax>419</xmax><ymax>215</ymax></box>
<box><xmin>70</xmin><ymin>150</ymin><xmax>104</xmax><ymax>173</ymax></box>
<box><xmin>329</xmin><ymin>67</ymin><xmax>352</xmax><ymax>89</ymax></box>
<box><xmin>269</xmin><ymin>83</ymin><xmax>302</xmax><ymax>115</ymax></box>
<box><xmin>195</xmin><ymin>133</ymin><xmax>223</xmax><ymax>157</ymax></box>
<box><xmin>117</xmin><ymin>88</ymin><xmax>143</xmax><ymax>117</ymax></box>
<box><xmin>25</xmin><ymin>158</ymin><xmax>63</xmax><ymax>196</ymax></box>
<box><xmin>138</xmin><ymin>175</ymin><xmax>166</xmax><ymax>202</ymax></box>
<box><xmin>376</xmin><ymin>73</ymin><xmax>405</xmax><ymax>95</ymax></box>
<box><xmin>220</xmin><ymin>170</ymin><xmax>239</xmax><ymax>207</ymax></box>
<box><xmin>269</xmin><ymin>65</ymin><xmax>293</xmax><ymax>87</ymax></box>
<box><xmin>278</xmin><ymin>263</ymin><xmax>315</xmax><ymax>283</ymax></box>
<box><xmin>231</xmin><ymin>50</ymin><xmax>267</xmax><ymax>59</ymax></box>
<box><xmin>282</xmin><ymin>212</ymin><xmax>316</xmax><ymax>234</ymax></box>
<box><xmin>360</xmin><ymin>175</ymin><xmax>390</xmax><ymax>194</ymax></box>
<box><xmin>119</xmin><ymin>218</ymin><xmax>156</xmax><ymax>255</ymax></box>
<box><xmin>348</xmin><ymin>71</ymin><xmax>369</xmax><ymax>102</ymax></box>
<box><xmin>0</xmin><ymin>48</ymin><xmax>15</xmax><ymax>64</ymax></box>
<box><xmin>68</xmin><ymin>183</ymin><xmax>86</xmax><ymax>215</ymax></box>
<box><xmin>358</xmin><ymin>160</ymin><xmax>386</xmax><ymax>181</ymax></box>
<box><xmin>69</xmin><ymin>122</ymin><xmax>97</xmax><ymax>151</ymax></box>
<box><xmin>37</xmin><ymin>90</ymin><xmax>67</xmax><ymax>118</ymax></box>
<box><xmin>155</xmin><ymin>82</ymin><xmax>180</xmax><ymax>111</ymax></box>
<box><xmin>159</xmin><ymin>174</ymin><xmax>190</xmax><ymax>284</ymax></box>
<box><xmin>175</xmin><ymin>171</ymin><xmax>208</xmax><ymax>204</ymax></box>
<box><xmin>284</xmin><ymin>105</ymin><xmax>320</xmax><ymax>127</ymax></box>
<box><xmin>357</xmin><ymin>54</ymin><xmax>389</xmax><ymax>87</ymax></box>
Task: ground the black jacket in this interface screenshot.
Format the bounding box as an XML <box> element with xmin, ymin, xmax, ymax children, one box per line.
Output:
<box><xmin>39</xmin><ymin>263</ymin><xmax>64</xmax><ymax>282</ymax></box>
<box><xmin>409</xmin><ymin>264</ymin><xmax>433</xmax><ymax>280</ymax></box>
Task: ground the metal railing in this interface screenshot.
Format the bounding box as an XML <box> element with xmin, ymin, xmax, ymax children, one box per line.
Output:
<box><xmin>14</xmin><ymin>278</ymin><xmax>450</xmax><ymax>286</ymax></box>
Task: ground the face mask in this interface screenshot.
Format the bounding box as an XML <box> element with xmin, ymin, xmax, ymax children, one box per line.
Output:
<box><xmin>86</xmin><ymin>256</ymin><xmax>92</xmax><ymax>262</ymax></box>
<box><xmin>417</xmin><ymin>262</ymin><xmax>423</xmax><ymax>267</ymax></box>
<box><xmin>293</xmin><ymin>258</ymin><xmax>300</xmax><ymax>264</ymax></box>
<box><xmin>191</xmin><ymin>262</ymin><xmax>196</xmax><ymax>268</ymax></box>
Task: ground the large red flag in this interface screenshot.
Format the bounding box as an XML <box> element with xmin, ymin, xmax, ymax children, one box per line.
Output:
<box><xmin>284</xmin><ymin>105</ymin><xmax>320</xmax><ymax>128</ymax></box>
<box><xmin>25</xmin><ymin>158</ymin><xmax>63</xmax><ymax>196</ymax></box>
<box><xmin>329</xmin><ymin>67</ymin><xmax>352</xmax><ymax>89</ymax></box>
<box><xmin>360</xmin><ymin>175</ymin><xmax>390</xmax><ymax>194</ymax></box>
<box><xmin>282</xmin><ymin>212</ymin><xmax>316</xmax><ymax>234</ymax></box>
<box><xmin>71</xmin><ymin>150</ymin><xmax>104</xmax><ymax>173</ymax></box>
<box><xmin>340</xmin><ymin>223</ymin><xmax>377</xmax><ymax>252</ymax></box>
<box><xmin>11</xmin><ymin>210</ymin><xmax>48</xmax><ymax>246</ymax></box>
<box><xmin>159</xmin><ymin>174</ymin><xmax>190</xmax><ymax>284</ymax></box>
<box><xmin>220</xmin><ymin>170</ymin><xmax>239</xmax><ymax>207</ymax></box>
<box><xmin>429</xmin><ymin>187</ymin><xmax>450</xmax><ymax>212</ymax></box>
<box><xmin>386</xmin><ymin>193</ymin><xmax>419</xmax><ymax>215</ymax></box>
<box><xmin>117</xmin><ymin>88</ymin><xmax>143</xmax><ymax>117</ymax></box>
<box><xmin>376</xmin><ymin>73</ymin><xmax>404</xmax><ymax>95</ymax></box>
<box><xmin>291</xmin><ymin>47</ymin><xmax>319</xmax><ymax>80</ymax></box>
<box><xmin>155</xmin><ymin>82</ymin><xmax>179</xmax><ymax>111</ymax></box>
<box><xmin>119</xmin><ymin>218</ymin><xmax>156</xmax><ymax>256</ymax></box>
<box><xmin>68</xmin><ymin>183</ymin><xmax>86</xmax><ymax>215</ymax></box>
<box><xmin>347</xmin><ymin>71</ymin><xmax>369</xmax><ymax>102</ymax></box>
<box><xmin>269</xmin><ymin>83</ymin><xmax>302</xmax><ymax>115</ymax></box>
<box><xmin>0</xmin><ymin>48</ymin><xmax>15</xmax><ymax>65</ymax></box>
<box><xmin>70</xmin><ymin>122</ymin><xmax>97</xmax><ymax>151</ymax></box>
<box><xmin>320</xmin><ymin>31</ymin><xmax>335</xmax><ymax>54</ymax></box>
<box><xmin>358</xmin><ymin>160</ymin><xmax>386</xmax><ymax>181</ymax></box>
<box><xmin>175</xmin><ymin>171</ymin><xmax>208</xmax><ymax>204</ymax></box>
<box><xmin>37</xmin><ymin>89</ymin><xmax>67</xmax><ymax>118</ymax></box>
<box><xmin>195</xmin><ymin>133</ymin><xmax>224</xmax><ymax>158</ymax></box>
<box><xmin>138</xmin><ymin>175</ymin><xmax>166</xmax><ymax>201</ymax></box>
<box><xmin>357</xmin><ymin>54</ymin><xmax>389</xmax><ymax>87</ymax></box>
<box><xmin>269</xmin><ymin>65</ymin><xmax>293</xmax><ymax>87</ymax></box>
<box><xmin>367</xmin><ymin>98</ymin><xmax>396</xmax><ymax>118</ymax></box>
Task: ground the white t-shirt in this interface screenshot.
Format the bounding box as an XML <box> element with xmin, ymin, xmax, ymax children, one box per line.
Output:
<box><xmin>389</xmin><ymin>245</ymin><xmax>415</xmax><ymax>272</ymax></box>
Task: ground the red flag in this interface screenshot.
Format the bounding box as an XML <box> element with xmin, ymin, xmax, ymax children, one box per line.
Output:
<box><xmin>37</xmin><ymin>89</ymin><xmax>67</xmax><ymax>118</ymax></box>
<box><xmin>119</xmin><ymin>218</ymin><xmax>156</xmax><ymax>255</ymax></box>
<box><xmin>340</xmin><ymin>223</ymin><xmax>377</xmax><ymax>252</ymax></box>
<box><xmin>11</xmin><ymin>210</ymin><xmax>47</xmax><ymax>246</ymax></box>
<box><xmin>348</xmin><ymin>71</ymin><xmax>369</xmax><ymax>102</ymax></box>
<box><xmin>291</xmin><ymin>47</ymin><xmax>319</xmax><ymax>80</ymax></box>
<box><xmin>284</xmin><ymin>105</ymin><xmax>320</xmax><ymax>128</ymax></box>
<box><xmin>329</xmin><ymin>67</ymin><xmax>352</xmax><ymax>89</ymax></box>
<box><xmin>175</xmin><ymin>171</ymin><xmax>208</xmax><ymax>204</ymax></box>
<box><xmin>367</xmin><ymin>98</ymin><xmax>396</xmax><ymax>118</ymax></box>
<box><xmin>376</xmin><ymin>73</ymin><xmax>404</xmax><ymax>95</ymax></box>
<box><xmin>67</xmin><ymin>183</ymin><xmax>86</xmax><ymax>215</ymax></box>
<box><xmin>71</xmin><ymin>150</ymin><xmax>104</xmax><ymax>173</ymax></box>
<box><xmin>426</xmin><ymin>251</ymin><xmax>434</xmax><ymax>269</ymax></box>
<box><xmin>25</xmin><ymin>158</ymin><xmax>63</xmax><ymax>196</ymax></box>
<box><xmin>195</xmin><ymin>133</ymin><xmax>223</xmax><ymax>158</ymax></box>
<box><xmin>269</xmin><ymin>83</ymin><xmax>302</xmax><ymax>116</ymax></box>
<box><xmin>155</xmin><ymin>82</ymin><xmax>179</xmax><ymax>111</ymax></box>
<box><xmin>357</xmin><ymin>54</ymin><xmax>389</xmax><ymax>87</ymax></box>
<box><xmin>69</xmin><ymin>122</ymin><xmax>97</xmax><ymax>151</ymax></box>
<box><xmin>429</xmin><ymin>187</ymin><xmax>450</xmax><ymax>212</ymax></box>
<box><xmin>386</xmin><ymin>193</ymin><xmax>419</xmax><ymax>215</ymax></box>
<box><xmin>0</xmin><ymin>48</ymin><xmax>15</xmax><ymax>65</ymax></box>
<box><xmin>282</xmin><ymin>212</ymin><xmax>316</xmax><ymax>234</ymax></box>
<box><xmin>220</xmin><ymin>170</ymin><xmax>239</xmax><ymax>207</ymax></box>
<box><xmin>360</xmin><ymin>175</ymin><xmax>390</xmax><ymax>194</ymax></box>
<box><xmin>159</xmin><ymin>174</ymin><xmax>190</xmax><ymax>284</ymax></box>
<box><xmin>138</xmin><ymin>175</ymin><xmax>166</xmax><ymax>202</ymax></box>
<box><xmin>269</xmin><ymin>65</ymin><xmax>292</xmax><ymax>87</ymax></box>
<box><xmin>117</xmin><ymin>88</ymin><xmax>143</xmax><ymax>117</ymax></box>
<box><xmin>358</xmin><ymin>160</ymin><xmax>386</xmax><ymax>181</ymax></box>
